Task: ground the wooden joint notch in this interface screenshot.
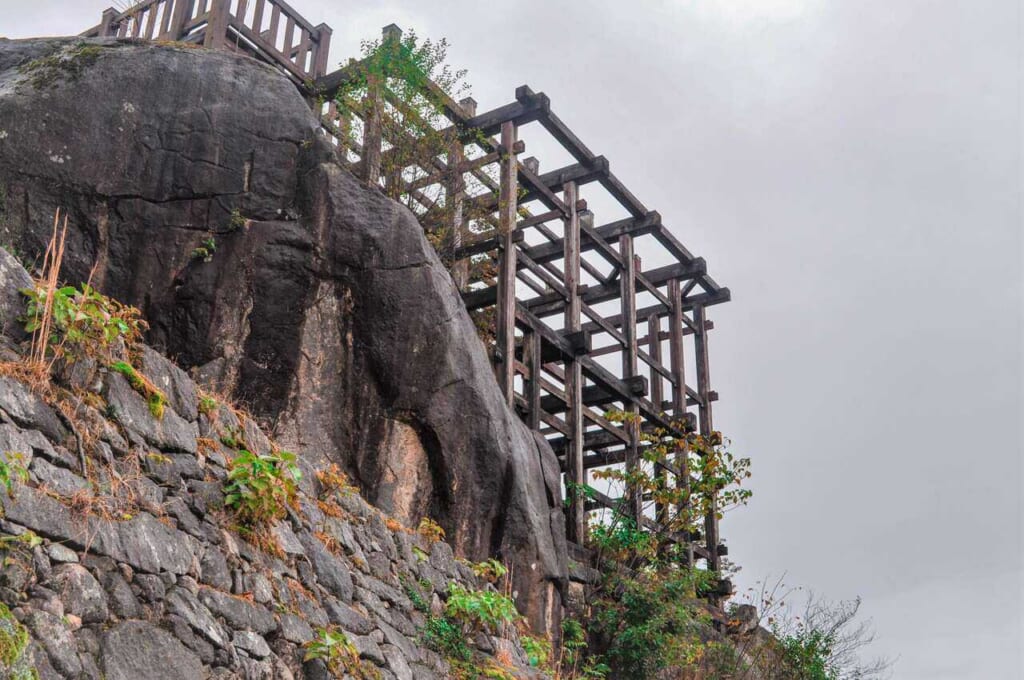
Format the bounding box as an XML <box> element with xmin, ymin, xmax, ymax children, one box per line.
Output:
<box><xmin>539</xmin><ymin>329</ymin><xmax>591</xmax><ymax>363</ymax></box>
<box><xmin>565</xmin><ymin>330</ymin><xmax>590</xmax><ymax>355</ymax></box>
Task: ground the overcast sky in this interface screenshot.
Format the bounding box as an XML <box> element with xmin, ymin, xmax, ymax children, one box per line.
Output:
<box><xmin>4</xmin><ymin>1</ymin><xmax>1023</xmax><ymax>677</ymax></box>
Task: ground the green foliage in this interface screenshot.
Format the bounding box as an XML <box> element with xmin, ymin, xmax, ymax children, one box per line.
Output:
<box><xmin>777</xmin><ymin>629</ymin><xmax>836</xmax><ymax>680</ymax></box>
<box><xmin>304</xmin><ymin>626</ymin><xmax>380</xmax><ymax>680</ymax></box>
<box><xmin>417</xmin><ymin>516</ymin><xmax>446</xmax><ymax>543</ymax></box>
<box><xmin>329</xmin><ymin>30</ymin><xmax>499</xmax><ymax>266</ymax></box>
<box><xmin>198</xmin><ymin>394</ymin><xmax>218</xmax><ymax>415</ymax></box>
<box><xmin>0</xmin><ymin>602</ymin><xmax>36</xmax><ymax>680</ymax></box>
<box><xmin>109</xmin><ymin>361</ymin><xmax>167</xmax><ymax>419</ymax></box>
<box><xmin>191</xmin><ymin>237</ymin><xmax>217</xmax><ymax>262</ymax></box>
<box><xmin>444</xmin><ymin>583</ymin><xmax>517</xmax><ymax>637</ymax></box>
<box><xmin>223</xmin><ymin>449</ymin><xmax>301</xmax><ymax>527</ymax></box>
<box><xmin>589</xmin><ymin>411</ymin><xmax>751</xmax><ymax>564</ymax></box>
<box><xmin>422</xmin><ymin>614</ymin><xmax>471</xmax><ymax>662</ymax></box>
<box><xmin>468</xmin><ymin>558</ymin><xmax>507</xmax><ymax>584</ymax></box>
<box><xmin>519</xmin><ymin>633</ymin><xmax>550</xmax><ymax>668</ymax></box>
<box><xmin>590</xmin><ymin>566</ymin><xmax>716</xmax><ymax>677</ymax></box>
<box><xmin>228</xmin><ymin>208</ymin><xmax>246</xmax><ymax>231</ymax></box>
<box><xmin>22</xmin><ymin>282</ymin><xmax>145</xmax><ymax>361</ymax></box>
<box><xmin>400</xmin><ymin>573</ymin><xmax>430</xmax><ymax>613</ymax></box>
<box><xmin>0</xmin><ymin>453</ymin><xmax>29</xmax><ymax>497</ymax></box>
<box><xmin>559</xmin><ymin>618</ymin><xmax>610</xmax><ymax>679</ymax></box>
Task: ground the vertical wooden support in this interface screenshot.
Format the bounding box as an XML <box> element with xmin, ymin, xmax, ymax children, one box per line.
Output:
<box><xmin>668</xmin><ymin>278</ymin><xmax>693</xmax><ymax>566</ymax></box>
<box><xmin>311</xmin><ymin>23</ymin><xmax>333</xmax><ymax>78</ymax></box>
<box><xmin>564</xmin><ymin>187</ymin><xmax>586</xmax><ymax>544</ymax></box>
<box><xmin>448</xmin><ymin>97</ymin><xmax>475</xmax><ymax>291</ymax></box>
<box><xmin>693</xmin><ymin>303</ymin><xmax>719</xmax><ymax>573</ymax></box>
<box><xmin>361</xmin><ymin>25</ymin><xmax>394</xmax><ymax>187</ymax></box>
<box><xmin>619</xmin><ymin>236</ymin><xmax>642</xmax><ymax>528</ymax></box>
<box><xmin>495</xmin><ymin>120</ymin><xmax>518</xmax><ymax>406</ymax></box>
<box><xmin>203</xmin><ymin>0</ymin><xmax>229</xmax><ymax>48</ymax></box>
<box><xmin>169</xmin><ymin>0</ymin><xmax>195</xmax><ymax>41</ymax></box>
<box><xmin>525</xmin><ymin>331</ymin><xmax>542</xmax><ymax>430</ymax></box>
<box><xmin>648</xmin><ymin>312</ymin><xmax>668</xmax><ymax>529</ymax></box>
<box><xmin>98</xmin><ymin>7</ymin><xmax>119</xmax><ymax>37</ymax></box>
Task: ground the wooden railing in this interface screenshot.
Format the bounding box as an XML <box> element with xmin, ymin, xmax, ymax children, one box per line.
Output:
<box><xmin>82</xmin><ymin>0</ymin><xmax>333</xmax><ymax>83</ymax></box>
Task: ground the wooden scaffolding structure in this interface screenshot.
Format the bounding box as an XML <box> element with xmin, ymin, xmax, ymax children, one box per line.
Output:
<box><xmin>82</xmin><ymin>8</ymin><xmax>733</xmax><ymax>577</ymax></box>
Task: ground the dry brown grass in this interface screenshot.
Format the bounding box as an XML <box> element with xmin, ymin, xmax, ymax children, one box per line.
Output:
<box><xmin>314</xmin><ymin>529</ymin><xmax>343</xmax><ymax>556</ymax></box>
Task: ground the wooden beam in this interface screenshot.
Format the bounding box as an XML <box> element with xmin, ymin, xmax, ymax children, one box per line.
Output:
<box><xmin>520</xmin><ymin>156</ymin><xmax>609</xmax><ymax>203</ymax></box>
<box><xmin>563</xmin><ymin>180</ymin><xmax>586</xmax><ymax>544</ymax></box>
<box><xmin>539</xmin><ymin>376</ymin><xmax>648</xmax><ymax>415</ymax></box>
<box><xmin>620</xmin><ymin>236</ymin><xmax>642</xmax><ymax>527</ymax></box>
<box><xmin>526</xmin><ymin>211</ymin><xmax>662</xmax><ymax>264</ymax></box>
<box><xmin>495</xmin><ymin>120</ymin><xmax>519</xmax><ymax>406</ymax></box>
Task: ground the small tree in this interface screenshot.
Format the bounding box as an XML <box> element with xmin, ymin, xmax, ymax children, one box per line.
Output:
<box><xmin>329</xmin><ymin>29</ymin><xmax>497</xmax><ymax>267</ymax></box>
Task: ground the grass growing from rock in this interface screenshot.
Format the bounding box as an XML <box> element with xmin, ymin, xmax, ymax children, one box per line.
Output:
<box><xmin>18</xmin><ymin>42</ymin><xmax>104</xmax><ymax>90</ymax></box>
<box><xmin>0</xmin><ymin>603</ymin><xmax>37</xmax><ymax>680</ymax></box>
<box><xmin>304</xmin><ymin>626</ymin><xmax>380</xmax><ymax>680</ymax></box>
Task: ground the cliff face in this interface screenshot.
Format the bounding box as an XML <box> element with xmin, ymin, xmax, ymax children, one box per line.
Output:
<box><xmin>0</xmin><ymin>246</ymin><xmax>545</xmax><ymax>679</ymax></box>
<box><xmin>0</xmin><ymin>37</ymin><xmax>567</xmax><ymax>633</ymax></box>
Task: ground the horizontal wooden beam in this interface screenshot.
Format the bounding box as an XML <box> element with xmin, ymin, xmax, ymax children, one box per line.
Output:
<box><xmin>539</xmin><ymin>376</ymin><xmax>648</xmax><ymax>414</ymax></box>
<box><xmin>526</xmin><ymin>211</ymin><xmax>662</xmax><ymax>264</ymax></box>
<box><xmin>571</xmin><ymin>288</ymin><xmax>731</xmax><ymax>331</ymax></box>
<box><xmin>520</xmin><ymin>156</ymin><xmax>609</xmax><ymax>203</ymax></box>
<box><xmin>526</xmin><ymin>259</ymin><xmax>707</xmax><ymax>316</ymax></box>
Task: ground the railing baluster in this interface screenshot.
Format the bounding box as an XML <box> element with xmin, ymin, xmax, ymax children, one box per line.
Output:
<box><xmin>159</xmin><ymin>0</ymin><xmax>174</xmax><ymax>37</ymax></box>
<box><xmin>251</xmin><ymin>0</ymin><xmax>265</xmax><ymax>33</ymax></box>
<box><xmin>143</xmin><ymin>6</ymin><xmax>158</xmax><ymax>39</ymax></box>
<box><xmin>282</xmin><ymin>15</ymin><xmax>295</xmax><ymax>57</ymax></box>
<box><xmin>267</xmin><ymin>3</ymin><xmax>281</xmax><ymax>48</ymax></box>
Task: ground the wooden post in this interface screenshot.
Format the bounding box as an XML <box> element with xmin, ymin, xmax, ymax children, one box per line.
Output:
<box><xmin>311</xmin><ymin>23</ymin><xmax>333</xmax><ymax>78</ymax></box>
<box><xmin>448</xmin><ymin>97</ymin><xmax>476</xmax><ymax>291</ymax></box>
<box><xmin>98</xmin><ymin>7</ymin><xmax>119</xmax><ymax>37</ymax></box>
<box><xmin>203</xmin><ymin>0</ymin><xmax>230</xmax><ymax>48</ymax></box>
<box><xmin>525</xmin><ymin>330</ymin><xmax>542</xmax><ymax>430</ymax></box>
<box><xmin>693</xmin><ymin>303</ymin><xmax>719</xmax><ymax>574</ymax></box>
<box><xmin>619</xmin><ymin>235</ymin><xmax>642</xmax><ymax>528</ymax></box>
<box><xmin>169</xmin><ymin>0</ymin><xmax>195</xmax><ymax>41</ymax></box>
<box><xmin>564</xmin><ymin>187</ymin><xmax>586</xmax><ymax>544</ymax></box>
<box><xmin>668</xmin><ymin>278</ymin><xmax>693</xmax><ymax>566</ymax></box>
<box><xmin>361</xmin><ymin>76</ymin><xmax>383</xmax><ymax>186</ymax></box>
<box><xmin>648</xmin><ymin>312</ymin><xmax>668</xmax><ymax>530</ymax></box>
<box><xmin>495</xmin><ymin>119</ymin><xmax>519</xmax><ymax>406</ymax></box>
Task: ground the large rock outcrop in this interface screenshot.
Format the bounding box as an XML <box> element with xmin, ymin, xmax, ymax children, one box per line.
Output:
<box><xmin>0</xmin><ymin>245</ymin><xmax>546</xmax><ymax>679</ymax></box>
<box><xmin>0</xmin><ymin>37</ymin><xmax>567</xmax><ymax>631</ymax></box>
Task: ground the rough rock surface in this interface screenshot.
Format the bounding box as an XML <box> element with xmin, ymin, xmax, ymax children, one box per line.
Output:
<box><xmin>0</xmin><ymin>37</ymin><xmax>567</xmax><ymax>631</ymax></box>
<box><xmin>0</xmin><ymin>247</ymin><xmax>545</xmax><ymax>678</ymax></box>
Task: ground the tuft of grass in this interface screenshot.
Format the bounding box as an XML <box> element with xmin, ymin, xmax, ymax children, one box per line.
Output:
<box><xmin>19</xmin><ymin>42</ymin><xmax>103</xmax><ymax>90</ymax></box>
<box><xmin>0</xmin><ymin>602</ymin><xmax>36</xmax><ymax>679</ymax></box>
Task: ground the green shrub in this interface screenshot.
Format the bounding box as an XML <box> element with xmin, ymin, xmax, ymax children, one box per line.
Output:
<box><xmin>304</xmin><ymin>626</ymin><xmax>380</xmax><ymax>680</ymax></box>
<box><xmin>444</xmin><ymin>583</ymin><xmax>517</xmax><ymax>637</ymax></box>
<box><xmin>422</xmin><ymin>615</ymin><xmax>471</xmax><ymax>662</ymax></box>
<box><xmin>591</xmin><ymin>566</ymin><xmax>715</xmax><ymax>678</ymax></box>
<box><xmin>520</xmin><ymin>633</ymin><xmax>550</xmax><ymax>668</ymax></box>
<box><xmin>191</xmin><ymin>237</ymin><xmax>217</xmax><ymax>262</ymax></box>
<box><xmin>223</xmin><ymin>449</ymin><xmax>301</xmax><ymax>527</ymax></box>
<box><xmin>22</xmin><ymin>282</ymin><xmax>145</xmax><ymax>360</ymax></box>
<box><xmin>468</xmin><ymin>558</ymin><xmax>507</xmax><ymax>584</ymax></box>
<box><xmin>0</xmin><ymin>453</ymin><xmax>29</xmax><ymax>497</ymax></box>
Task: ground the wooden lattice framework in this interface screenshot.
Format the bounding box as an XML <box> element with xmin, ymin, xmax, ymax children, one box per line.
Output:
<box><xmin>81</xmin><ymin>9</ymin><xmax>733</xmax><ymax>577</ymax></box>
